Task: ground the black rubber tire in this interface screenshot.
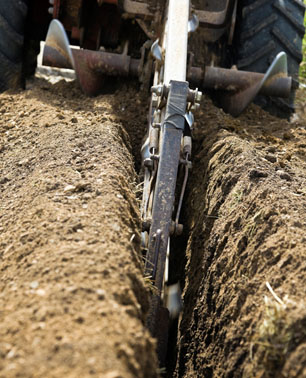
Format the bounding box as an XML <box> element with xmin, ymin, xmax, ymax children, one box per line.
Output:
<box><xmin>234</xmin><ymin>0</ymin><xmax>306</xmax><ymax>116</ymax></box>
<box><xmin>0</xmin><ymin>0</ymin><xmax>28</xmax><ymax>92</ymax></box>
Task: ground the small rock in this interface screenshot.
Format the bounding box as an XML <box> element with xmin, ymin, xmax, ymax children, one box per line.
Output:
<box><xmin>36</xmin><ymin>289</ymin><xmax>46</xmax><ymax>296</ymax></box>
<box><xmin>83</xmin><ymin>193</ymin><xmax>91</xmax><ymax>200</ymax></box>
<box><xmin>277</xmin><ymin>170</ymin><xmax>292</xmax><ymax>181</ymax></box>
<box><xmin>71</xmin><ymin>117</ymin><xmax>78</xmax><ymax>123</ymax></box>
<box><xmin>96</xmin><ymin>289</ymin><xmax>106</xmax><ymax>300</ymax></box>
<box><xmin>18</xmin><ymin>158</ymin><xmax>29</xmax><ymax>166</ymax></box>
<box><xmin>7</xmin><ymin>349</ymin><xmax>15</xmax><ymax>359</ymax></box>
<box><xmin>75</xmin><ymin>181</ymin><xmax>91</xmax><ymax>191</ymax></box>
<box><xmin>0</xmin><ymin>176</ymin><xmax>9</xmax><ymax>185</ymax></box>
<box><xmin>30</xmin><ymin>281</ymin><xmax>39</xmax><ymax>289</ymax></box>
<box><xmin>264</xmin><ymin>154</ymin><xmax>277</xmax><ymax>163</ymax></box>
<box><xmin>75</xmin><ymin>316</ymin><xmax>84</xmax><ymax>324</ymax></box>
<box><xmin>283</xmin><ymin>132</ymin><xmax>292</xmax><ymax>140</ymax></box>
<box><xmin>267</xmin><ymin>146</ymin><xmax>276</xmax><ymax>153</ymax></box>
<box><xmin>64</xmin><ymin>184</ymin><xmax>76</xmax><ymax>193</ymax></box>
<box><xmin>249</xmin><ymin>169</ymin><xmax>268</xmax><ymax>180</ymax></box>
<box><xmin>112</xmin><ymin>223</ymin><xmax>121</xmax><ymax>232</ymax></box>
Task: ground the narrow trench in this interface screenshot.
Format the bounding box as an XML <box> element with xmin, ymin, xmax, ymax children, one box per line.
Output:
<box><xmin>126</xmin><ymin>110</ymin><xmax>191</xmax><ymax>375</ymax></box>
<box><xmin>164</xmin><ymin>134</ymin><xmax>208</xmax><ymax>377</ymax></box>
<box><xmin>166</xmin><ymin>220</ymin><xmax>190</xmax><ymax>376</ymax></box>
<box><xmin>124</xmin><ymin>83</ymin><xmax>306</xmax><ymax>377</ymax></box>
<box><xmin>126</xmin><ymin>102</ymin><xmax>218</xmax><ymax>376</ymax></box>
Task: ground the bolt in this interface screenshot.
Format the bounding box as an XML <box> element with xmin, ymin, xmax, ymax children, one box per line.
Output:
<box><xmin>151</xmin><ymin>94</ymin><xmax>159</xmax><ymax>108</ymax></box>
<box><xmin>151</xmin><ymin>85</ymin><xmax>163</xmax><ymax>96</ymax></box>
<box><xmin>195</xmin><ymin>90</ymin><xmax>202</xmax><ymax>104</ymax></box>
<box><xmin>144</xmin><ymin>158</ymin><xmax>154</xmax><ymax>169</ymax></box>
<box><xmin>175</xmin><ymin>224</ymin><xmax>184</xmax><ymax>236</ymax></box>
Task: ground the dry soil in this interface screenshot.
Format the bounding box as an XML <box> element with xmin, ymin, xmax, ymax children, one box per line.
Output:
<box><xmin>0</xmin><ymin>75</ymin><xmax>306</xmax><ymax>378</ymax></box>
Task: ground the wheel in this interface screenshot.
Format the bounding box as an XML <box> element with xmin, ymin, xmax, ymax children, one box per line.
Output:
<box><xmin>234</xmin><ymin>0</ymin><xmax>306</xmax><ymax>116</ymax></box>
<box><xmin>0</xmin><ymin>0</ymin><xmax>29</xmax><ymax>91</ymax></box>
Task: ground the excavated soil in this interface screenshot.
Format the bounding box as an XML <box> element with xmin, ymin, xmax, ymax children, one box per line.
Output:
<box><xmin>1</xmin><ymin>73</ymin><xmax>306</xmax><ymax>378</ymax></box>
<box><xmin>174</xmin><ymin>89</ymin><xmax>306</xmax><ymax>378</ymax></box>
<box><xmin>0</xmin><ymin>78</ymin><xmax>157</xmax><ymax>377</ymax></box>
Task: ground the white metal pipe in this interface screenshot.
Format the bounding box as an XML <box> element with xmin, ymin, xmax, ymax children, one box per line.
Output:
<box><xmin>164</xmin><ymin>0</ymin><xmax>190</xmax><ymax>84</ymax></box>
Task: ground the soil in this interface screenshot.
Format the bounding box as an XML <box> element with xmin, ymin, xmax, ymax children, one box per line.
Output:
<box><xmin>0</xmin><ymin>78</ymin><xmax>157</xmax><ymax>378</ymax></box>
<box><xmin>0</xmin><ymin>72</ymin><xmax>306</xmax><ymax>378</ymax></box>
<box><xmin>173</xmin><ymin>88</ymin><xmax>306</xmax><ymax>378</ymax></box>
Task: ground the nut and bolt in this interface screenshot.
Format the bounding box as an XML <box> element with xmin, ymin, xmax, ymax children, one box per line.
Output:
<box><xmin>151</xmin><ymin>85</ymin><xmax>163</xmax><ymax>96</ymax></box>
<box><xmin>195</xmin><ymin>90</ymin><xmax>202</xmax><ymax>103</ymax></box>
<box><xmin>144</xmin><ymin>158</ymin><xmax>154</xmax><ymax>169</ymax></box>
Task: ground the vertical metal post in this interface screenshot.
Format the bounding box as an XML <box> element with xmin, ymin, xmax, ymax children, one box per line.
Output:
<box><xmin>164</xmin><ymin>0</ymin><xmax>189</xmax><ymax>84</ymax></box>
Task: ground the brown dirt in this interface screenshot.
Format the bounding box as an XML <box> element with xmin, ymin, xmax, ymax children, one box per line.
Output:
<box><xmin>0</xmin><ymin>78</ymin><xmax>158</xmax><ymax>378</ymax></box>
<box><xmin>1</xmin><ymin>73</ymin><xmax>306</xmax><ymax>378</ymax></box>
<box><xmin>174</xmin><ymin>88</ymin><xmax>306</xmax><ymax>377</ymax></box>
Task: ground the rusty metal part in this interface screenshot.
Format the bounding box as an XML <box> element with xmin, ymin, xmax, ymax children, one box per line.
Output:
<box><xmin>188</xmin><ymin>53</ymin><xmax>292</xmax><ymax>116</ymax></box>
<box><xmin>220</xmin><ymin>52</ymin><xmax>291</xmax><ymax>116</ymax></box>
<box><xmin>189</xmin><ymin>66</ymin><xmax>291</xmax><ymax>98</ymax></box>
<box><xmin>43</xmin><ymin>19</ymin><xmax>140</xmax><ymax>95</ymax></box>
<box><xmin>52</xmin><ymin>0</ymin><xmax>60</xmax><ymax>19</ymax></box>
<box><xmin>44</xmin><ymin>21</ymin><xmax>291</xmax><ymax>108</ymax></box>
<box><xmin>44</xmin><ymin>45</ymin><xmax>140</xmax><ymax>95</ymax></box>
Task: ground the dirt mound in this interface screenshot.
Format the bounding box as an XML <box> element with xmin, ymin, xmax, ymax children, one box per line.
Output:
<box><xmin>0</xmin><ymin>79</ymin><xmax>158</xmax><ymax>377</ymax></box>
<box><xmin>174</xmin><ymin>89</ymin><xmax>306</xmax><ymax>377</ymax></box>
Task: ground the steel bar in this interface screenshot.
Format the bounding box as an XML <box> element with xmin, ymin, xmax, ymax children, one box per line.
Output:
<box><xmin>164</xmin><ymin>0</ymin><xmax>189</xmax><ymax>84</ymax></box>
<box><xmin>188</xmin><ymin>66</ymin><xmax>291</xmax><ymax>98</ymax></box>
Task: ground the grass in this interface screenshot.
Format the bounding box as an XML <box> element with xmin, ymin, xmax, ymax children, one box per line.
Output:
<box><xmin>248</xmin><ymin>283</ymin><xmax>306</xmax><ymax>377</ymax></box>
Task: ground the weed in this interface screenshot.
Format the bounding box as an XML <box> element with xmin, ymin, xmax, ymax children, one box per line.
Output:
<box><xmin>232</xmin><ymin>190</ymin><xmax>243</xmax><ymax>204</ymax></box>
<box><xmin>144</xmin><ymin>275</ymin><xmax>159</xmax><ymax>296</ymax></box>
<box><xmin>249</xmin><ymin>282</ymin><xmax>305</xmax><ymax>377</ymax></box>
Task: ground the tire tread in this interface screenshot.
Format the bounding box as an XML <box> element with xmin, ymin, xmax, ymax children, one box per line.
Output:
<box><xmin>235</xmin><ymin>0</ymin><xmax>305</xmax><ymax>115</ymax></box>
<box><xmin>0</xmin><ymin>0</ymin><xmax>27</xmax><ymax>91</ymax></box>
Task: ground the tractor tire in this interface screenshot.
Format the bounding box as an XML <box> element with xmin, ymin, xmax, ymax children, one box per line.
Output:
<box><xmin>0</xmin><ymin>0</ymin><xmax>28</xmax><ymax>92</ymax></box>
<box><xmin>234</xmin><ymin>0</ymin><xmax>306</xmax><ymax>116</ymax></box>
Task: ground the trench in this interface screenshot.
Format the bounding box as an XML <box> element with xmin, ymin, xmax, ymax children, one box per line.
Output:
<box><xmin>123</xmin><ymin>82</ymin><xmax>306</xmax><ymax>377</ymax></box>
<box><xmin>164</xmin><ymin>93</ymin><xmax>306</xmax><ymax>377</ymax></box>
<box><xmin>32</xmin><ymin>52</ymin><xmax>306</xmax><ymax>378</ymax></box>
